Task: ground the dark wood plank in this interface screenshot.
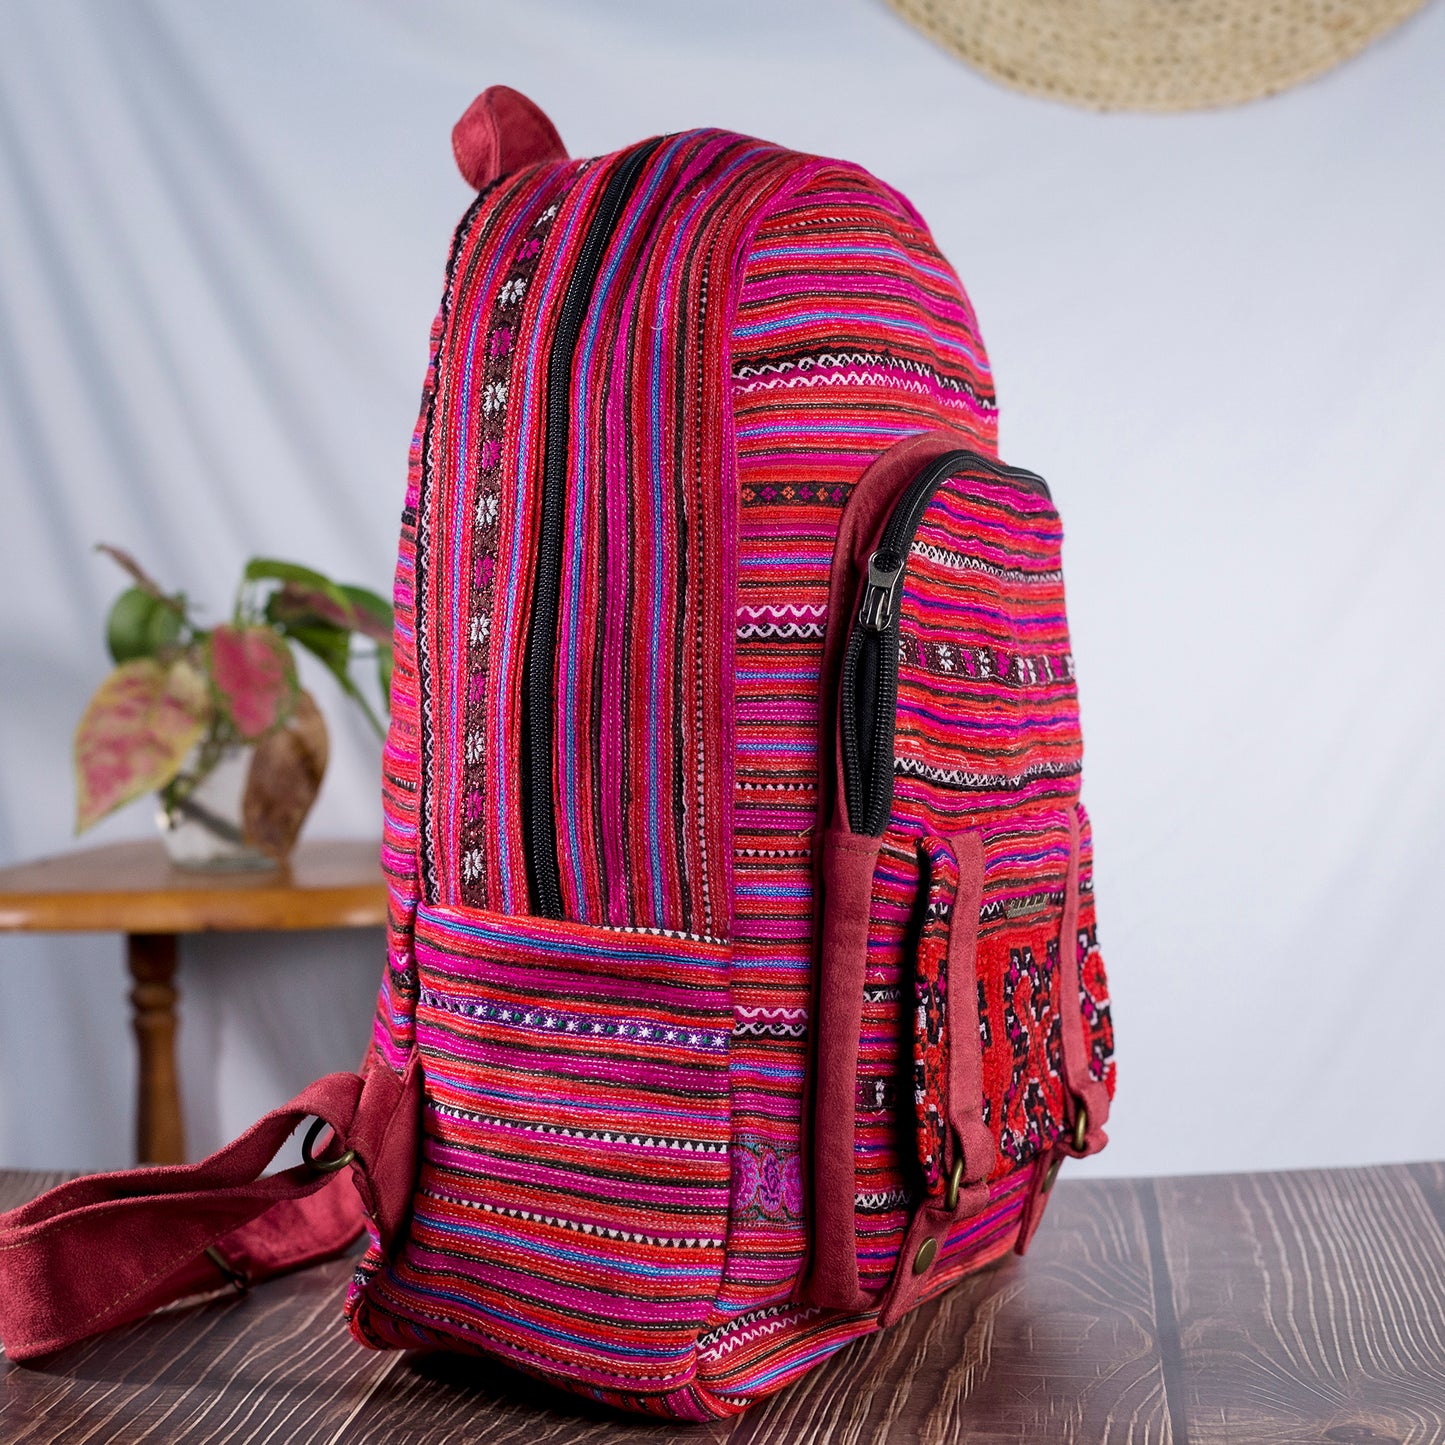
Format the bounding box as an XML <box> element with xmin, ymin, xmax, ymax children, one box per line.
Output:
<box><xmin>730</xmin><ymin>1177</ymin><xmax>1172</xmax><ymax>1445</ymax></box>
<box><xmin>0</xmin><ymin>1171</ymin><xmax>70</xmax><ymax>1212</ymax></box>
<box><xmin>1155</xmin><ymin>1164</ymin><xmax>1445</xmax><ymax>1445</ymax></box>
<box><xmin>0</xmin><ymin>1172</ymin><xmax>399</xmax><ymax>1445</ymax></box>
<box><xmin>338</xmin><ymin>1350</ymin><xmax>732</xmax><ymax>1445</ymax></box>
<box><xmin>6</xmin><ymin>1165</ymin><xmax>1444</xmax><ymax>1442</ymax></box>
<box><xmin>0</xmin><ymin>1254</ymin><xmax>399</xmax><ymax>1445</ymax></box>
<box><xmin>1407</xmin><ymin>1162</ymin><xmax>1445</xmax><ymax>1244</ymax></box>
<box><xmin>340</xmin><ymin>1176</ymin><xmax>1173</xmax><ymax>1444</ymax></box>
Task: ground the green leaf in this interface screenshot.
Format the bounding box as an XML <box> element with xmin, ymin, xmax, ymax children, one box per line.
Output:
<box><xmin>147</xmin><ymin>600</ymin><xmax>183</xmax><ymax>653</ymax></box>
<box><xmin>337</xmin><ymin>584</ymin><xmax>394</xmax><ymax>643</ymax></box>
<box><xmin>279</xmin><ymin>620</ymin><xmax>387</xmax><ymax>741</ymax></box>
<box><xmin>74</xmin><ymin>658</ymin><xmax>210</xmax><ymax>832</ymax></box>
<box><xmin>244</xmin><ymin>557</ymin><xmax>353</xmax><ymax>618</ymax></box>
<box><xmin>243</xmin><ymin>557</ymin><xmax>337</xmax><ymax>589</ymax></box>
<box><xmin>281</xmin><ymin>620</ymin><xmax>353</xmax><ymax>679</ymax></box>
<box><xmin>208</xmin><ymin>625</ymin><xmax>297</xmax><ymax>740</ymax></box>
<box><xmin>106</xmin><ymin>588</ymin><xmax>162</xmax><ymax>663</ymax></box>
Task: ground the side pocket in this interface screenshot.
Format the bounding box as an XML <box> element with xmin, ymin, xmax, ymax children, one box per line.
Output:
<box><xmin>361</xmin><ymin>905</ymin><xmax>732</xmax><ymax>1394</ymax></box>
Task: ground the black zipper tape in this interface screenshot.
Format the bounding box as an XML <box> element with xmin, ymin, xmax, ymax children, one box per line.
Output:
<box><xmin>838</xmin><ymin>449</ymin><xmax>1050</xmax><ymax>836</ymax></box>
<box><xmin>521</xmin><ymin>138</ymin><xmax>664</xmax><ymax>919</ymax></box>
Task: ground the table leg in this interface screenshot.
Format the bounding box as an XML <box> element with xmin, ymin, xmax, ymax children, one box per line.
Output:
<box><xmin>126</xmin><ymin>932</ymin><xmax>186</xmax><ymax>1164</ymax></box>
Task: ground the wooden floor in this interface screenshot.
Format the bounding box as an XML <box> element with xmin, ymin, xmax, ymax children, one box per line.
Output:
<box><xmin>1</xmin><ymin>1162</ymin><xmax>1443</xmax><ymax>1443</ymax></box>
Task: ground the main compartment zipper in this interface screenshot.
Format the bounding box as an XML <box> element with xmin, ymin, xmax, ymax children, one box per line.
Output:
<box><xmin>521</xmin><ymin>138</ymin><xmax>664</xmax><ymax>919</ymax></box>
<box><xmin>839</xmin><ymin>449</ymin><xmax>1051</xmax><ymax>837</ymax></box>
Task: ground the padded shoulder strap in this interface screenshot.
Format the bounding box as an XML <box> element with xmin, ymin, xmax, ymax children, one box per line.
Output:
<box><xmin>0</xmin><ymin>1057</ymin><xmax>420</xmax><ymax>1362</ymax></box>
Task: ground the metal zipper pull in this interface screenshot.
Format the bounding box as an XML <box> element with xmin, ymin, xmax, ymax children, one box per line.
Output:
<box><xmin>859</xmin><ymin>551</ymin><xmax>904</xmax><ymax>631</ymax></box>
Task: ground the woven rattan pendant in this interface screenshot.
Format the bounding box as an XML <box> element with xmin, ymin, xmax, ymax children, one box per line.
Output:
<box><xmin>882</xmin><ymin>0</ymin><xmax>1431</xmax><ymax>110</ymax></box>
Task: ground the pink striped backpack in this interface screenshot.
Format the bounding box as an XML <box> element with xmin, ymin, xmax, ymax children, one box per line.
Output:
<box><xmin>0</xmin><ymin>89</ymin><xmax>1115</xmax><ymax>1419</ymax></box>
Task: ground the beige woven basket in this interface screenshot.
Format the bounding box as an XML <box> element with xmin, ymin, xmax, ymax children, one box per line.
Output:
<box><xmin>883</xmin><ymin>0</ymin><xmax>1430</xmax><ymax>110</ymax></box>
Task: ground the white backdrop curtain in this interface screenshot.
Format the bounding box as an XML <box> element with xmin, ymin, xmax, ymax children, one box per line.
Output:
<box><xmin>1</xmin><ymin>0</ymin><xmax>1442</xmax><ymax>1176</ymax></box>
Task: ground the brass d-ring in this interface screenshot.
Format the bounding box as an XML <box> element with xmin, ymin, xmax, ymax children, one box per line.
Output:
<box><xmin>1071</xmin><ymin>1104</ymin><xmax>1089</xmax><ymax>1153</ymax></box>
<box><xmin>302</xmin><ymin>1117</ymin><xmax>356</xmax><ymax>1175</ymax></box>
<box><xmin>945</xmin><ymin>1157</ymin><xmax>965</xmax><ymax>1212</ymax></box>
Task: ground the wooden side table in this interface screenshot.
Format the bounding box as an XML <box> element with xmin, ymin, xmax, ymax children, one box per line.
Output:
<box><xmin>0</xmin><ymin>840</ymin><xmax>387</xmax><ymax>1165</ymax></box>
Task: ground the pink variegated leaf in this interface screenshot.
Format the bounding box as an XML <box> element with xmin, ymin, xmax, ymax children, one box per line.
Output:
<box><xmin>73</xmin><ymin>659</ymin><xmax>210</xmax><ymax>833</ymax></box>
<box><xmin>209</xmin><ymin>625</ymin><xmax>297</xmax><ymax>740</ymax></box>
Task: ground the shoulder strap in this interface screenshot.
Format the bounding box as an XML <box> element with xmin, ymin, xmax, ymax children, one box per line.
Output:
<box><xmin>0</xmin><ymin>1057</ymin><xmax>420</xmax><ymax>1362</ymax></box>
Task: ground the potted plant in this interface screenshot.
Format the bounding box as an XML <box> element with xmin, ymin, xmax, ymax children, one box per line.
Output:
<box><xmin>74</xmin><ymin>545</ymin><xmax>392</xmax><ymax>870</ymax></box>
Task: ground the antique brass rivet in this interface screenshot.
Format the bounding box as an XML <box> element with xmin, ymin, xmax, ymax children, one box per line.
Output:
<box><xmin>945</xmin><ymin>1157</ymin><xmax>965</xmax><ymax>1212</ymax></box>
<box><xmin>1072</xmin><ymin>1105</ymin><xmax>1089</xmax><ymax>1153</ymax></box>
<box><xmin>912</xmin><ymin>1236</ymin><xmax>938</xmax><ymax>1275</ymax></box>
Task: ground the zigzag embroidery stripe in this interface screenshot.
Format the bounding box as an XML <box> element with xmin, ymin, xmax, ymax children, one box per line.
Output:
<box><xmin>427</xmin><ymin>1100</ymin><xmax>729</xmax><ymax>1154</ymax></box>
<box><xmin>911</xmin><ymin>536</ymin><xmax>1063</xmax><ymax>584</ymax></box>
<box><xmin>419</xmin><ymin>1189</ymin><xmax>726</xmax><ymax>1249</ymax></box>
<box><xmin>895</xmin><ymin>755</ymin><xmax>1083</xmax><ymax>791</ymax></box>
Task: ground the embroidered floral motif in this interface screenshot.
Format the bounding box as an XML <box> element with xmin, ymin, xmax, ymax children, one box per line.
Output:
<box><xmin>913</xmin><ymin>891</ymin><xmax>952</xmax><ymax>1194</ymax></box>
<box><xmin>856</xmin><ymin>1075</ymin><xmax>897</xmax><ymax>1114</ymax></box>
<box><xmin>731</xmin><ymin>1144</ymin><xmax>804</xmax><ymax>1220</ymax></box>
<box><xmin>458</xmin><ymin>193</ymin><xmax>563</xmax><ymax>905</ymax></box>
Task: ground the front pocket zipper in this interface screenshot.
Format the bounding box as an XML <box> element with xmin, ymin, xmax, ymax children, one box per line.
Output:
<box><xmin>838</xmin><ymin>449</ymin><xmax>1050</xmax><ymax>836</ymax></box>
<box><xmin>521</xmin><ymin>138</ymin><xmax>664</xmax><ymax>919</ymax></box>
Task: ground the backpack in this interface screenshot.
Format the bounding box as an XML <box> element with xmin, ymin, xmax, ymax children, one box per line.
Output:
<box><xmin>0</xmin><ymin>88</ymin><xmax>1115</xmax><ymax>1421</ymax></box>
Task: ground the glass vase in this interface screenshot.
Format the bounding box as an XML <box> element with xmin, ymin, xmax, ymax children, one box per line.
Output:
<box><xmin>156</xmin><ymin>744</ymin><xmax>278</xmax><ymax>872</ymax></box>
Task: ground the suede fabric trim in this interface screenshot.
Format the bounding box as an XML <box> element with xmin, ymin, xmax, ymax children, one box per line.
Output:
<box><xmin>874</xmin><ymin>830</ymin><xmax>991</xmax><ymax>1327</ymax></box>
<box><xmin>1057</xmin><ymin>808</ymin><xmax>1111</xmax><ymax>1154</ymax></box>
<box><xmin>0</xmin><ymin>1056</ymin><xmax>421</xmax><ymax>1362</ymax></box>
<box><xmin>945</xmin><ymin>830</ymin><xmax>994</xmax><ymax>1189</ymax></box>
<box><xmin>452</xmin><ymin>86</ymin><xmax>568</xmax><ymax>192</ymax></box>
<box><xmin>807</xmin><ymin>827</ymin><xmax>883</xmax><ymax>1310</ymax></box>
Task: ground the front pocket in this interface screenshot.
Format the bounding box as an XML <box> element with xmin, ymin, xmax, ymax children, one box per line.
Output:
<box><xmin>386</xmin><ymin>905</ymin><xmax>732</xmax><ymax>1391</ymax></box>
<box><xmin>971</xmin><ymin>809</ymin><xmax>1078</xmax><ymax>1173</ymax></box>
